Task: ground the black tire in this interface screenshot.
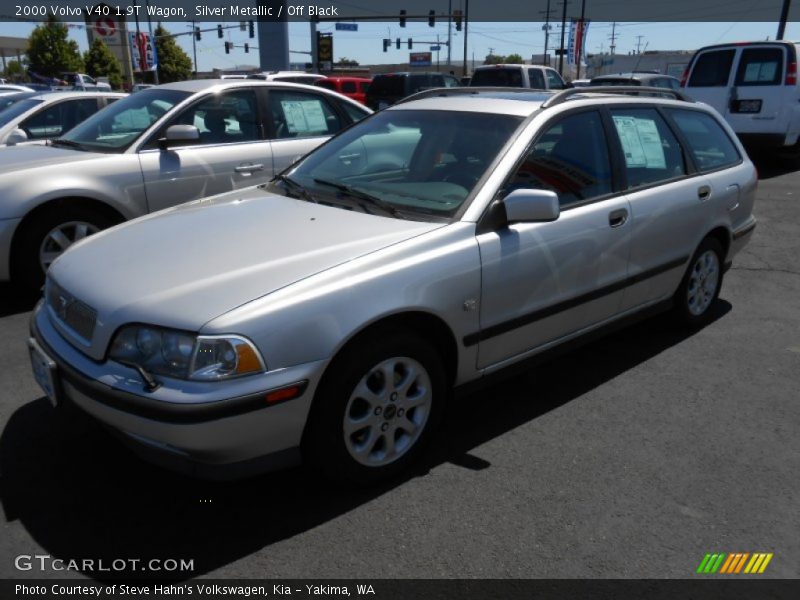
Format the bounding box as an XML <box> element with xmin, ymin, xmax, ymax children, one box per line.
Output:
<box><xmin>673</xmin><ymin>237</ymin><xmax>725</xmax><ymax>327</ymax></box>
<box><xmin>12</xmin><ymin>205</ymin><xmax>116</xmax><ymax>294</ymax></box>
<box><xmin>304</xmin><ymin>330</ymin><xmax>446</xmax><ymax>485</ymax></box>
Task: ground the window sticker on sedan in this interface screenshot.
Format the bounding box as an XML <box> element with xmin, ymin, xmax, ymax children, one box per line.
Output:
<box><xmin>281</xmin><ymin>100</ymin><xmax>327</xmax><ymax>133</ymax></box>
<box><xmin>612</xmin><ymin>116</ymin><xmax>666</xmax><ymax>169</ymax></box>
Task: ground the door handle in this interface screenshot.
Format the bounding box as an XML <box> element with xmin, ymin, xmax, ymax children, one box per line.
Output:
<box><xmin>608</xmin><ymin>208</ymin><xmax>628</xmax><ymax>228</ymax></box>
<box><xmin>235</xmin><ymin>163</ymin><xmax>264</xmax><ymax>174</ymax></box>
<box><xmin>698</xmin><ymin>185</ymin><xmax>711</xmax><ymax>201</ymax></box>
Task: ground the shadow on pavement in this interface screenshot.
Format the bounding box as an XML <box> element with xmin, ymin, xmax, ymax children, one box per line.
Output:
<box><xmin>749</xmin><ymin>148</ymin><xmax>800</xmax><ymax>180</ymax></box>
<box><xmin>0</xmin><ymin>302</ymin><xmax>730</xmax><ymax>581</ymax></box>
<box><xmin>0</xmin><ymin>283</ymin><xmax>39</xmax><ymax>319</ymax></box>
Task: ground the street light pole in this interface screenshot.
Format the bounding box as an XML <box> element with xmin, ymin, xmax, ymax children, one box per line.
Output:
<box><xmin>558</xmin><ymin>0</ymin><xmax>568</xmax><ymax>75</ymax></box>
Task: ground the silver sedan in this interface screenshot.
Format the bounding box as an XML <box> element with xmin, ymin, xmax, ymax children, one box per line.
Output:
<box><xmin>29</xmin><ymin>87</ymin><xmax>757</xmax><ymax>484</ymax></box>
<box><xmin>0</xmin><ymin>79</ymin><xmax>370</xmax><ymax>291</ymax></box>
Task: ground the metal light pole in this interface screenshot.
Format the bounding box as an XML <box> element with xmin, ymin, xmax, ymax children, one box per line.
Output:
<box><xmin>462</xmin><ymin>0</ymin><xmax>469</xmax><ymax>76</ymax></box>
<box><xmin>575</xmin><ymin>0</ymin><xmax>586</xmax><ymax>79</ymax></box>
<box><xmin>447</xmin><ymin>0</ymin><xmax>452</xmax><ymax>68</ymax></box>
<box><xmin>777</xmin><ymin>0</ymin><xmax>791</xmax><ymax>40</ymax></box>
<box><xmin>145</xmin><ymin>0</ymin><xmax>159</xmax><ymax>83</ymax></box>
<box><xmin>558</xmin><ymin>0</ymin><xmax>568</xmax><ymax>75</ymax></box>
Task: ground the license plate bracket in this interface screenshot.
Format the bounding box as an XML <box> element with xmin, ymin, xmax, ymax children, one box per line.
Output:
<box><xmin>28</xmin><ymin>338</ymin><xmax>62</xmax><ymax>407</ymax></box>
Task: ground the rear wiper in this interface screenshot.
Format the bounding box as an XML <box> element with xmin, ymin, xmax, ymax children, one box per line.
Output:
<box><xmin>50</xmin><ymin>138</ymin><xmax>86</xmax><ymax>151</ymax></box>
<box><xmin>272</xmin><ymin>174</ymin><xmax>317</xmax><ymax>203</ymax></box>
<box><xmin>313</xmin><ymin>178</ymin><xmax>405</xmax><ymax>219</ymax></box>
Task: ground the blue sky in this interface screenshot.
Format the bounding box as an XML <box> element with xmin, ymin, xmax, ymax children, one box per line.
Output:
<box><xmin>1</xmin><ymin>20</ymin><xmax>798</xmax><ymax>71</ymax></box>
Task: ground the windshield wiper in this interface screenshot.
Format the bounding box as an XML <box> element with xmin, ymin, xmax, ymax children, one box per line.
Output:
<box><xmin>50</xmin><ymin>138</ymin><xmax>86</xmax><ymax>151</ymax></box>
<box><xmin>272</xmin><ymin>174</ymin><xmax>317</xmax><ymax>203</ymax></box>
<box><xmin>313</xmin><ymin>178</ymin><xmax>405</xmax><ymax>219</ymax></box>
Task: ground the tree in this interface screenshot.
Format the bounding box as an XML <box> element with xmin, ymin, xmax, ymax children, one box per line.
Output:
<box><xmin>83</xmin><ymin>39</ymin><xmax>123</xmax><ymax>89</ymax></box>
<box><xmin>26</xmin><ymin>15</ymin><xmax>83</xmax><ymax>78</ymax></box>
<box><xmin>484</xmin><ymin>54</ymin><xmax>505</xmax><ymax>65</ymax></box>
<box><xmin>505</xmin><ymin>53</ymin><xmax>524</xmax><ymax>64</ymax></box>
<box><xmin>3</xmin><ymin>60</ymin><xmax>26</xmax><ymax>81</ymax></box>
<box><xmin>336</xmin><ymin>57</ymin><xmax>360</xmax><ymax>67</ymax></box>
<box><xmin>155</xmin><ymin>25</ymin><xmax>192</xmax><ymax>83</ymax></box>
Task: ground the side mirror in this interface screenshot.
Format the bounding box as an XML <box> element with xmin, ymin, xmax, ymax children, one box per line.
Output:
<box><xmin>6</xmin><ymin>128</ymin><xmax>28</xmax><ymax>146</ymax></box>
<box><xmin>503</xmin><ymin>189</ymin><xmax>560</xmax><ymax>223</ymax></box>
<box><xmin>158</xmin><ymin>124</ymin><xmax>199</xmax><ymax>149</ymax></box>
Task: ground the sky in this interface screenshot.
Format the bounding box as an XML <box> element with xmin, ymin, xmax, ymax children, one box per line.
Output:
<box><xmin>0</xmin><ymin>19</ymin><xmax>798</xmax><ymax>72</ymax></box>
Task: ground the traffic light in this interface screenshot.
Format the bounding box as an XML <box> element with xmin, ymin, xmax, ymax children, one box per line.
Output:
<box><xmin>244</xmin><ymin>43</ymin><xmax>249</xmax><ymax>53</ymax></box>
<box><xmin>224</xmin><ymin>41</ymin><xmax>231</xmax><ymax>54</ymax></box>
<box><xmin>248</xmin><ymin>20</ymin><xmax>255</xmax><ymax>38</ymax></box>
<box><xmin>454</xmin><ymin>10</ymin><xmax>463</xmax><ymax>31</ymax></box>
<box><xmin>396</xmin><ymin>37</ymin><xmax>401</xmax><ymax>50</ymax></box>
<box><xmin>399</xmin><ymin>10</ymin><xmax>406</xmax><ymax>27</ymax></box>
<box><xmin>195</xmin><ymin>27</ymin><xmax>201</xmax><ymax>41</ymax></box>
<box><xmin>408</xmin><ymin>38</ymin><xmax>413</xmax><ymax>49</ymax></box>
<box><xmin>217</xmin><ymin>24</ymin><xmax>223</xmax><ymax>38</ymax></box>
<box><xmin>383</xmin><ymin>38</ymin><xmax>390</xmax><ymax>52</ymax></box>
<box><xmin>428</xmin><ymin>10</ymin><xmax>435</xmax><ymax>27</ymax></box>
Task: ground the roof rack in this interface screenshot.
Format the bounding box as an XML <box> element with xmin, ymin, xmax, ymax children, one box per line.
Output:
<box><xmin>396</xmin><ymin>86</ymin><xmax>547</xmax><ymax>105</ymax></box>
<box><xmin>541</xmin><ymin>86</ymin><xmax>693</xmax><ymax>108</ymax></box>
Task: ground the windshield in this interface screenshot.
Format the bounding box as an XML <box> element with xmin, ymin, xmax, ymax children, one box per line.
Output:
<box><xmin>61</xmin><ymin>88</ymin><xmax>190</xmax><ymax>152</ymax></box>
<box><xmin>0</xmin><ymin>97</ymin><xmax>42</xmax><ymax>127</ymax></box>
<box><xmin>285</xmin><ymin>109</ymin><xmax>523</xmax><ymax>220</ymax></box>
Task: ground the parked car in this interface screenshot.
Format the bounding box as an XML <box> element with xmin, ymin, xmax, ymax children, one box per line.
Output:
<box><xmin>58</xmin><ymin>73</ymin><xmax>112</xmax><ymax>91</ymax></box>
<box><xmin>247</xmin><ymin>71</ymin><xmax>327</xmax><ymax>85</ymax></box>
<box><xmin>131</xmin><ymin>83</ymin><xmax>155</xmax><ymax>92</ymax></box>
<box><xmin>29</xmin><ymin>86</ymin><xmax>756</xmax><ymax>483</ymax></box>
<box><xmin>0</xmin><ymin>80</ymin><xmax>370</xmax><ymax>291</ymax></box>
<box><xmin>0</xmin><ymin>90</ymin><xmax>125</xmax><ymax>146</ymax></box>
<box><xmin>680</xmin><ymin>40</ymin><xmax>800</xmax><ymax>150</ymax></box>
<box><xmin>469</xmin><ymin>64</ymin><xmax>568</xmax><ymax>90</ymax></box>
<box><xmin>591</xmin><ymin>72</ymin><xmax>681</xmax><ymax>90</ymax></box>
<box><xmin>0</xmin><ymin>84</ymin><xmax>34</xmax><ymax>94</ymax></box>
<box><xmin>366</xmin><ymin>72</ymin><xmax>460</xmax><ymax>109</ymax></box>
<box><xmin>315</xmin><ymin>76</ymin><xmax>371</xmax><ymax>105</ymax></box>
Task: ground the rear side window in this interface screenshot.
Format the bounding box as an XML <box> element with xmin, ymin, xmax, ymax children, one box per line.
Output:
<box><xmin>735</xmin><ymin>47</ymin><xmax>783</xmax><ymax>86</ymax></box>
<box><xmin>408</xmin><ymin>75</ymin><xmax>430</xmax><ymax>93</ymax></box>
<box><xmin>316</xmin><ymin>80</ymin><xmax>337</xmax><ymax>91</ymax></box>
<box><xmin>610</xmin><ymin>108</ymin><xmax>686</xmax><ymax>189</ymax></box>
<box><xmin>505</xmin><ymin>110</ymin><xmax>613</xmax><ymax>207</ymax></box>
<box><xmin>471</xmin><ymin>68</ymin><xmax>524</xmax><ymax>87</ymax></box>
<box><xmin>528</xmin><ymin>69</ymin><xmax>545</xmax><ymax>89</ymax></box>
<box><xmin>359</xmin><ymin>82</ymin><xmax>370</xmax><ymax>93</ymax></box>
<box><xmin>341</xmin><ymin>81</ymin><xmax>357</xmax><ymax>93</ymax></box>
<box><xmin>666</xmin><ymin>109</ymin><xmax>741</xmax><ymax>171</ymax></box>
<box><xmin>688</xmin><ymin>50</ymin><xmax>735</xmax><ymax>87</ymax></box>
<box><xmin>546</xmin><ymin>69</ymin><xmax>566</xmax><ymax>90</ymax></box>
<box><xmin>369</xmin><ymin>76</ymin><xmax>405</xmax><ymax>96</ymax></box>
<box><xmin>269</xmin><ymin>90</ymin><xmax>342</xmax><ymax>139</ymax></box>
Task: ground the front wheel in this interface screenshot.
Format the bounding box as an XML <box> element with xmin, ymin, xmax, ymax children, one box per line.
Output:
<box><xmin>304</xmin><ymin>331</ymin><xmax>445</xmax><ymax>485</ymax></box>
<box><xmin>673</xmin><ymin>237</ymin><xmax>724</xmax><ymax>327</ymax></box>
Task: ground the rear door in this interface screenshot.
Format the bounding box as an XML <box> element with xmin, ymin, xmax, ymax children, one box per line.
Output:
<box><xmin>684</xmin><ymin>47</ymin><xmax>737</xmax><ymax>114</ymax></box>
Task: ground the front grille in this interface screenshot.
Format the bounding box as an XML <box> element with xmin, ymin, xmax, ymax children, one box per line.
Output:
<box><xmin>46</xmin><ymin>278</ymin><xmax>97</xmax><ymax>343</ymax></box>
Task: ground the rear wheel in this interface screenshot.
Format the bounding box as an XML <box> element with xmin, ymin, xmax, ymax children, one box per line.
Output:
<box><xmin>305</xmin><ymin>331</ymin><xmax>445</xmax><ymax>485</ymax></box>
<box><xmin>12</xmin><ymin>205</ymin><xmax>116</xmax><ymax>293</ymax></box>
<box><xmin>673</xmin><ymin>237</ymin><xmax>724</xmax><ymax>327</ymax></box>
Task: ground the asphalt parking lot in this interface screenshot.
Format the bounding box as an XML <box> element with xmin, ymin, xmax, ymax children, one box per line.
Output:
<box><xmin>0</xmin><ymin>155</ymin><xmax>798</xmax><ymax>581</ymax></box>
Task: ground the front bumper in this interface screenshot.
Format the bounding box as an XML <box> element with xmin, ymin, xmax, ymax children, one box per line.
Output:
<box><xmin>31</xmin><ymin>303</ymin><xmax>328</xmax><ymax>479</ymax></box>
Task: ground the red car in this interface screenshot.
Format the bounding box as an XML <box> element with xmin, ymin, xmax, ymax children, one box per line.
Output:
<box><xmin>315</xmin><ymin>77</ymin><xmax>371</xmax><ymax>106</ymax></box>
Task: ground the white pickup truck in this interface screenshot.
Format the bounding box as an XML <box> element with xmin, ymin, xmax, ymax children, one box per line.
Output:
<box><xmin>57</xmin><ymin>73</ymin><xmax>112</xmax><ymax>91</ymax></box>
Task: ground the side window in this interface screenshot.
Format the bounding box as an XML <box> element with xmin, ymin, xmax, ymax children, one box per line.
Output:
<box><xmin>735</xmin><ymin>47</ymin><xmax>783</xmax><ymax>86</ymax></box>
<box><xmin>505</xmin><ymin>110</ymin><xmax>613</xmax><ymax>207</ymax></box>
<box><xmin>20</xmin><ymin>103</ymin><xmax>67</xmax><ymax>139</ymax></box>
<box><xmin>665</xmin><ymin>108</ymin><xmax>741</xmax><ymax>171</ymax></box>
<box><xmin>688</xmin><ymin>50</ymin><xmax>735</xmax><ymax>87</ymax></box>
<box><xmin>359</xmin><ymin>81</ymin><xmax>371</xmax><ymax>93</ymax></box>
<box><xmin>339</xmin><ymin>100</ymin><xmax>370</xmax><ymax>124</ymax></box>
<box><xmin>83</xmin><ymin>75</ymin><xmax>96</xmax><ymax>85</ymax></box>
<box><xmin>528</xmin><ymin>69</ymin><xmax>546</xmax><ymax>89</ymax></box>
<box><xmin>269</xmin><ymin>90</ymin><xmax>343</xmax><ymax>139</ymax></box>
<box><xmin>341</xmin><ymin>81</ymin><xmax>357</xmax><ymax>93</ymax></box>
<box><xmin>610</xmin><ymin>108</ymin><xmax>686</xmax><ymax>189</ymax></box>
<box><xmin>162</xmin><ymin>89</ymin><xmax>260</xmax><ymax>146</ymax></box>
<box><xmin>443</xmin><ymin>76</ymin><xmax>460</xmax><ymax>88</ymax></box>
<box><xmin>63</xmin><ymin>98</ymin><xmax>101</xmax><ymax>132</ymax></box>
<box><xmin>546</xmin><ymin>69</ymin><xmax>566</xmax><ymax>90</ymax></box>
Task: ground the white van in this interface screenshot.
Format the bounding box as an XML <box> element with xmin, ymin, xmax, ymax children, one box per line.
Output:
<box><xmin>469</xmin><ymin>64</ymin><xmax>568</xmax><ymax>90</ymax></box>
<box><xmin>681</xmin><ymin>41</ymin><xmax>800</xmax><ymax>149</ymax></box>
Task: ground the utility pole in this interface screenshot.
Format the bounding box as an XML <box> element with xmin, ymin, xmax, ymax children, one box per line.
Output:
<box><xmin>777</xmin><ymin>0</ymin><xmax>791</xmax><ymax>40</ymax></box>
<box><xmin>462</xmin><ymin>0</ymin><xmax>469</xmax><ymax>77</ymax></box>
<box><xmin>608</xmin><ymin>22</ymin><xmax>618</xmax><ymax>56</ymax></box>
<box><xmin>540</xmin><ymin>0</ymin><xmax>553</xmax><ymax>66</ymax></box>
<box><xmin>635</xmin><ymin>35</ymin><xmax>645</xmax><ymax>54</ymax></box>
<box><xmin>558</xmin><ymin>0</ymin><xmax>568</xmax><ymax>75</ymax></box>
<box><xmin>191</xmin><ymin>20</ymin><xmax>197</xmax><ymax>77</ymax></box>
<box><xmin>576</xmin><ymin>0</ymin><xmax>587</xmax><ymax>79</ymax></box>
<box><xmin>447</xmin><ymin>0</ymin><xmax>452</xmax><ymax>69</ymax></box>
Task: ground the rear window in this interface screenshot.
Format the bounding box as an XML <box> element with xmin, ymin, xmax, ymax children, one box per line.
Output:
<box><xmin>470</xmin><ymin>68</ymin><xmax>524</xmax><ymax>87</ymax></box>
<box><xmin>590</xmin><ymin>78</ymin><xmax>642</xmax><ymax>87</ymax></box>
<box><xmin>666</xmin><ymin>109</ymin><xmax>741</xmax><ymax>171</ymax></box>
<box><xmin>735</xmin><ymin>47</ymin><xmax>783</xmax><ymax>86</ymax></box>
<box><xmin>369</xmin><ymin>76</ymin><xmax>406</xmax><ymax>96</ymax></box>
<box><xmin>688</xmin><ymin>50</ymin><xmax>735</xmax><ymax>87</ymax></box>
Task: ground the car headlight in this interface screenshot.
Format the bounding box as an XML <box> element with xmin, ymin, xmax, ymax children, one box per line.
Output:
<box><xmin>109</xmin><ymin>325</ymin><xmax>265</xmax><ymax>381</ymax></box>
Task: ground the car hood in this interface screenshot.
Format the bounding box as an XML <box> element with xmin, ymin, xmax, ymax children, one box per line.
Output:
<box><xmin>0</xmin><ymin>143</ymin><xmax>103</xmax><ymax>172</ymax></box>
<box><xmin>48</xmin><ymin>188</ymin><xmax>444</xmax><ymax>359</ymax></box>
